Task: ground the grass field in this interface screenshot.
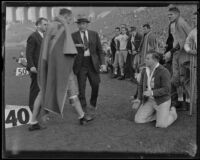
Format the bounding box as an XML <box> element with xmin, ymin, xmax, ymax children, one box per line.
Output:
<box><xmin>3</xmin><ymin>45</ymin><xmax>197</xmax><ymax>158</ymax></box>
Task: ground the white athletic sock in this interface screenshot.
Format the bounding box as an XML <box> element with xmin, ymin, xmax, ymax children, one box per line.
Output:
<box><xmin>78</xmin><ymin>113</ymin><xmax>85</xmax><ymax>119</ymax></box>
<box><xmin>30</xmin><ymin>121</ymin><xmax>38</xmax><ymax>125</ymax></box>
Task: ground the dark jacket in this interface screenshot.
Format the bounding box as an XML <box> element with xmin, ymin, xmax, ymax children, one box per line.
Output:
<box><xmin>165</xmin><ymin>23</ymin><xmax>180</xmax><ymax>55</ymax></box>
<box><xmin>127</xmin><ymin>32</ymin><xmax>143</xmax><ymax>52</ymax></box>
<box><xmin>110</xmin><ymin>36</ymin><xmax>119</xmax><ymax>60</ymax></box>
<box><xmin>72</xmin><ymin>30</ymin><xmax>104</xmax><ymax>74</ymax></box>
<box><xmin>26</xmin><ymin>31</ymin><xmax>43</xmax><ymax>71</ymax></box>
<box><xmin>137</xmin><ymin>64</ymin><xmax>171</xmax><ymax>105</ymax></box>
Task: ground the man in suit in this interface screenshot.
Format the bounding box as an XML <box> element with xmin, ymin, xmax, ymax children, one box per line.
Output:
<box><xmin>72</xmin><ymin>15</ymin><xmax>104</xmax><ymax>117</ymax></box>
<box><xmin>126</xmin><ymin>26</ymin><xmax>143</xmax><ymax>82</ymax></box>
<box><xmin>131</xmin><ymin>50</ymin><xmax>177</xmax><ymax>128</ymax></box>
<box><xmin>26</xmin><ymin>17</ymin><xmax>48</xmax><ymax>112</ymax></box>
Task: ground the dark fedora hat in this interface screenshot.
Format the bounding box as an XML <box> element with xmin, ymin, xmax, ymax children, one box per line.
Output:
<box><xmin>75</xmin><ymin>14</ymin><xmax>90</xmax><ymax>23</ymax></box>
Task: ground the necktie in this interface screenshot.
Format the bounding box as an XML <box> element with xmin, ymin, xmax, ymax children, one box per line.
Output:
<box><xmin>82</xmin><ymin>31</ymin><xmax>88</xmax><ymax>50</ymax></box>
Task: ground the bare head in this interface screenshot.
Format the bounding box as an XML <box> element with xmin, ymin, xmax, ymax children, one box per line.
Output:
<box><xmin>36</xmin><ymin>17</ymin><xmax>48</xmax><ymax>33</ymax></box>
<box><xmin>115</xmin><ymin>27</ymin><xmax>121</xmax><ymax>36</ymax></box>
<box><xmin>142</xmin><ymin>24</ymin><xmax>151</xmax><ymax>34</ymax></box>
<box><xmin>145</xmin><ymin>50</ymin><xmax>160</xmax><ymax>68</ymax></box>
<box><xmin>192</xmin><ymin>11</ymin><xmax>198</xmax><ymax>27</ymax></box>
<box><xmin>168</xmin><ymin>6</ymin><xmax>180</xmax><ymax>22</ymax></box>
<box><xmin>59</xmin><ymin>8</ymin><xmax>73</xmax><ymax>24</ymax></box>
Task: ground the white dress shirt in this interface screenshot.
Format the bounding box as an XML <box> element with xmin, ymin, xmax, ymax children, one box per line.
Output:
<box><xmin>38</xmin><ymin>30</ymin><xmax>44</xmax><ymax>38</ymax></box>
<box><xmin>115</xmin><ymin>34</ymin><xmax>129</xmax><ymax>50</ymax></box>
<box><xmin>146</xmin><ymin>63</ymin><xmax>160</xmax><ymax>97</ymax></box>
<box><xmin>80</xmin><ymin>30</ymin><xmax>90</xmax><ymax>56</ymax></box>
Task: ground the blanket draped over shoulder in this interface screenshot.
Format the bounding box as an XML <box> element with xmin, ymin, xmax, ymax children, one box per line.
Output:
<box><xmin>37</xmin><ymin>16</ymin><xmax>77</xmax><ymax>116</ymax></box>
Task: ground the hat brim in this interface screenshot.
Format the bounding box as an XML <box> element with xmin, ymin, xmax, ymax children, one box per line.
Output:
<box><xmin>75</xmin><ymin>19</ymin><xmax>90</xmax><ymax>23</ymax></box>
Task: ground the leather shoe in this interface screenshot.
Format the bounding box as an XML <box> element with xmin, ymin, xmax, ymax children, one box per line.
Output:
<box><xmin>28</xmin><ymin>123</ymin><xmax>46</xmax><ymax>131</ymax></box>
<box><xmin>175</xmin><ymin>101</ymin><xmax>189</xmax><ymax>111</ymax></box>
<box><xmin>118</xmin><ymin>76</ymin><xmax>125</xmax><ymax>80</ymax></box>
<box><xmin>84</xmin><ymin>114</ymin><xmax>94</xmax><ymax>121</ymax></box>
<box><xmin>79</xmin><ymin>115</ymin><xmax>94</xmax><ymax>125</ymax></box>
<box><xmin>112</xmin><ymin>74</ymin><xmax>118</xmax><ymax>78</ymax></box>
<box><xmin>130</xmin><ymin>78</ymin><xmax>138</xmax><ymax>84</ymax></box>
<box><xmin>87</xmin><ymin>105</ymin><xmax>98</xmax><ymax>116</ymax></box>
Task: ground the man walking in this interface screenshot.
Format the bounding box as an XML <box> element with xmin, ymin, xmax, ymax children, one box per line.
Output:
<box><xmin>72</xmin><ymin>14</ymin><xmax>104</xmax><ymax>118</ymax></box>
<box><xmin>26</xmin><ymin>17</ymin><xmax>48</xmax><ymax>112</ymax></box>
<box><xmin>28</xmin><ymin>8</ymin><xmax>92</xmax><ymax>131</ymax></box>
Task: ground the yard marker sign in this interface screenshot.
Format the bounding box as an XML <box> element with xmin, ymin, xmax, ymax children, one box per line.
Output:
<box><xmin>5</xmin><ymin>105</ymin><xmax>32</xmax><ymax>128</ymax></box>
<box><xmin>16</xmin><ymin>67</ymin><xmax>29</xmax><ymax>76</ymax></box>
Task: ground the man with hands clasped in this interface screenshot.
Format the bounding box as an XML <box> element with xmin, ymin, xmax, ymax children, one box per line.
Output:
<box><xmin>131</xmin><ymin>50</ymin><xmax>178</xmax><ymax>128</ymax></box>
<box><xmin>72</xmin><ymin>14</ymin><xmax>104</xmax><ymax>118</ymax></box>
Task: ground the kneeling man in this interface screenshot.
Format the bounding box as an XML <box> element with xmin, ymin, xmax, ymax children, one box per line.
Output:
<box><xmin>132</xmin><ymin>50</ymin><xmax>177</xmax><ymax>128</ymax></box>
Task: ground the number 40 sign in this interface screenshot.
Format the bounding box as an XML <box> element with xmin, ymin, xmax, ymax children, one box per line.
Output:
<box><xmin>5</xmin><ymin>105</ymin><xmax>32</xmax><ymax>128</ymax></box>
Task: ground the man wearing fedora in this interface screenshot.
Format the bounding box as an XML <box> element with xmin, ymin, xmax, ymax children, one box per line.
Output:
<box><xmin>72</xmin><ymin>14</ymin><xmax>104</xmax><ymax>118</ymax></box>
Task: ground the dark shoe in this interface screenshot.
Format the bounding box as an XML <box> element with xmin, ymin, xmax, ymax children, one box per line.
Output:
<box><xmin>118</xmin><ymin>76</ymin><xmax>125</xmax><ymax>80</ymax></box>
<box><xmin>130</xmin><ymin>78</ymin><xmax>138</xmax><ymax>84</ymax></box>
<box><xmin>28</xmin><ymin>123</ymin><xmax>46</xmax><ymax>131</ymax></box>
<box><xmin>181</xmin><ymin>101</ymin><xmax>189</xmax><ymax>111</ymax></box>
<box><xmin>84</xmin><ymin>114</ymin><xmax>94</xmax><ymax>121</ymax></box>
<box><xmin>175</xmin><ymin>101</ymin><xmax>189</xmax><ymax>111</ymax></box>
<box><xmin>79</xmin><ymin>115</ymin><xmax>94</xmax><ymax>125</ymax></box>
<box><xmin>112</xmin><ymin>74</ymin><xmax>118</xmax><ymax>78</ymax></box>
<box><xmin>125</xmin><ymin>77</ymin><xmax>132</xmax><ymax>81</ymax></box>
<box><xmin>87</xmin><ymin>105</ymin><xmax>97</xmax><ymax>116</ymax></box>
<box><xmin>172</xmin><ymin>101</ymin><xmax>181</xmax><ymax>108</ymax></box>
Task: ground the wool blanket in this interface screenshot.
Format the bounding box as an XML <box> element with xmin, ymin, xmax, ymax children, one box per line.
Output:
<box><xmin>37</xmin><ymin>16</ymin><xmax>77</xmax><ymax>116</ymax></box>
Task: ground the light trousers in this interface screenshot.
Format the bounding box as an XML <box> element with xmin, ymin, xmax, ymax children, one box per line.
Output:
<box><xmin>113</xmin><ymin>50</ymin><xmax>128</xmax><ymax>75</ymax></box>
<box><xmin>135</xmin><ymin>98</ymin><xmax>177</xmax><ymax>128</ymax></box>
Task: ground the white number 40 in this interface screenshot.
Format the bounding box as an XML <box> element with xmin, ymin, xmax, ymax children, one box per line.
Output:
<box><xmin>5</xmin><ymin>105</ymin><xmax>32</xmax><ymax>128</ymax></box>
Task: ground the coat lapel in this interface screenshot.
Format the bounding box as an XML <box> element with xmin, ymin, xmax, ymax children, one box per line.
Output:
<box><xmin>76</xmin><ymin>31</ymin><xmax>83</xmax><ymax>44</ymax></box>
<box><xmin>152</xmin><ymin>65</ymin><xmax>161</xmax><ymax>79</ymax></box>
<box><xmin>35</xmin><ymin>31</ymin><xmax>43</xmax><ymax>44</ymax></box>
<box><xmin>87</xmin><ymin>30</ymin><xmax>91</xmax><ymax>44</ymax></box>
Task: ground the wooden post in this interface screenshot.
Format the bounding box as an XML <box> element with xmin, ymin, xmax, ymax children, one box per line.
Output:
<box><xmin>189</xmin><ymin>54</ymin><xmax>196</xmax><ymax>115</ymax></box>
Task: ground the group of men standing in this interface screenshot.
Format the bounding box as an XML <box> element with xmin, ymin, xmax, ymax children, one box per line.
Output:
<box><xmin>26</xmin><ymin>8</ymin><xmax>104</xmax><ymax>131</ymax></box>
<box><xmin>25</xmin><ymin>6</ymin><xmax>197</xmax><ymax>130</ymax></box>
<box><xmin>110</xmin><ymin>6</ymin><xmax>197</xmax><ymax>128</ymax></box>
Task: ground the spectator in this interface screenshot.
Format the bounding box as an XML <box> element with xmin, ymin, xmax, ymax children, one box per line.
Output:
<box><xmin>110</xmin><ymin>27</ymin><xmax>120</xmax><ymax>77</ymax></box>
<box><xmin>113</xmin><ymin>27</ymin><xmax>129</xmax><ymax>80</ymax></box>
<box><xmin>101</xmin><ymin>42</ymin><xmax>112</xmax><ymax>73</ymax></box>
<box><xmin>110</xmin><ymin>27</ymin><xmax>120</xmax><ymax>64</ymax></box>
<box><xmin>184</xmin><ymin>11</ymin><xmax>197</xmax><ymax>109</ymax></box>
<box><xmin>126</xmin><ymin>26</ymin><xmax>143</xmax><ymax>83</ymax></box>
<box><xmin>138</xmin><ymin>23</ymin><xmax>158</xmax><ymax>68</ymax></box>
<box><xmin>164</xmin><ymin>6</ymin><xmax>192</xmax><ymax>111</ymax></box>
